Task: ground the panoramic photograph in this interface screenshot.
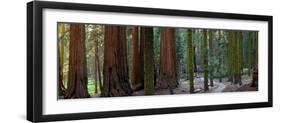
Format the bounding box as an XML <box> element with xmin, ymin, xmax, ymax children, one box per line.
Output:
<box><xmin>57</xmin><ymin>23</ymin><xmax>258</xmax><ymax>99</ymax></box>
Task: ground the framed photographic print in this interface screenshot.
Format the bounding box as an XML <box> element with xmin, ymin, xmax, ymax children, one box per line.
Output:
<box><xmin>27</xmin><ymin>1</ymin><xmax>273</xmax><ymax>122</ymax></box>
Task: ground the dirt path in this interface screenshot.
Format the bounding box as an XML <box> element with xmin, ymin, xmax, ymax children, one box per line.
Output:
<box><xmin>133</xmin><ymin>75</ymin><xmax>257</xmax><ymax>96</ymax></box>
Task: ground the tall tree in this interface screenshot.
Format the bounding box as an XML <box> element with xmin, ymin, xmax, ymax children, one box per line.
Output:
<box><xmin>157</xmin><ymin>28</ymin><xmax>177</xmax><ymax>92</ymax></box>
<box><xmin>248</xmin><ymin>32</ymin><xmax>253</xmax><ymax>76</ymax></box>
<box><xmin>255</xmin><ymin>32</ymin><xmax>258</xmax><ymax>66</ymax></box>
<box><xmin>203</xmin><ymin>29</ymin><xmax>209</xmax><ymax>91</ymax></box>
<box><xmin>217</xmin><ymin>30</ymin><xmax>223</xmax><ymax>82</ymax></box>
<box><xmin>153</xmin><ymin>28</ymin><xmax>161</xmax><ymax>86</ymax></box>
<box><xmin>187</xmin><ymin>29</ymin><xmax>194</xmax><ymax>93</ymax></box>
<box><xmin>251</xmin><ymin>31</ymin><xmax>259</xmax><ymax>87</ymax></box>
<box><xmin>93</xmin><ymin>25</ymin><xmax>98</xmax><ymax>94</ymax></box>
<box><xmin>142</xmin><ymin>27</ymin><xmax>155</xmax><ymax>95</ymax></box>
<box><xmin>233</xmin><ymin>32</ymin><xmax>242</xmax><ymax>85</ymax></box>
<box><xmin>239</xmin><ymin>31</ymin><xmax>244</xmax><ymax>74</ymax></box>
<box><xmin>131</xmin><ymin>26</ymin><xmax>144</xmax><ymax>91</ymax></box>
<box><xmin>65</xmin><ymin>24</ymin><xmax>89</xmax><ymax>98</ymax></box>
<box><xmin>227</xmin><ymin>31</ymin><xmax>234</xmax><ymax>83</ymax></box>
<box><xmin>208</xmin><ymin>30</ymin><xmax>214</xmax><ymax>87</ymax></box>
<box><xmin>97</xmin><ymin>28</ymin><xmax>103</xmax><ymax>93</ymax></box>
<box><xmin>58</xmin><ymin>23</ymin><xmax>66</xmax><ymax>96</ymax></box>
<box><xmin>101</xmin><ymin>25</ymin><xmax>133</xmax><ymax>97</ymax></box>
<box><xmin>92</xmin><ymin>25</ymin><xmax>104</xmax><ymax>94</ymax></box>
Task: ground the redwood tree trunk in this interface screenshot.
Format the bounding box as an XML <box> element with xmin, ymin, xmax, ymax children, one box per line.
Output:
<box><xmin>131</xmin><ymin>26</ymin><xmax>144</xmax><ymax>91</ymax></box>
<box><xmin>156</xmin><ymin>28</ymin><xmax>177</xmax><ymax>91</ymax></box>
<box><xmin>65</xmin><ymin>24</ymin><xmax>89</xmax><ymax>99</ymax></box>
<box><xmin>101</xmin><ymin>25</ymin><xmax>133</xmax><ymax>97</ymax></box>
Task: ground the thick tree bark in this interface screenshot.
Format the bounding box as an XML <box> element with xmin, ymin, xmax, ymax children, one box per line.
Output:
<box><xmin>65</xmin><ymin>24</ymin><xmax>89</xmax><ymax>99</ymax></box>
<box><xmin>157</xmin><ymin>28</ymin><xmax>177</xmax><ymax>91</ymax></box>
<box><xmin>101</xmin><ymin>25</ymin><xmax>133</xmax><ymax>97</ymax></box>
<box><xmin>187</xmin><ymin>29</ymin><xmax>194</xmax><ymax>93</ymax></box>
<box><xmin>139</xmin><ymin>29</ymin><xmax>145</xmax><ymax>89</ymax></box>
<box><xmin>142</xmin><ymin>27</ymin><xmax>154</xmax><ymax>95</ymax></box>
<box><xmin>131</xmin><ymin>26</ymin><xmax>144</xmax><ymax>91</ymax></box>
<box><xmin>203</xmin><ymin>29</ymin><xmax>209</xmax><ymax>91</ymax></box>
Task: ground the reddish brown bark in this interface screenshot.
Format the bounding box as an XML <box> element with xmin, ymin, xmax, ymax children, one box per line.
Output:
<box><xmin>101</xmin><ymin>25</ymin><xmax>133</xmax><ymax>97</ymax></box>
<box><xmin>139</xmin><ymin>29</ymin><xmax>145</xmax><ymax>89</ymax></box>
<box><xmin>156</xmin><ymin>28</ymin><xmax>177</xmax><ymax>90</ymax></box>
<box><xmin>131</xmin><ymin>26</ymin><xmax>144</xmax><ymax>91</ymax></box>
<box><xmin>65</xmin><ymin>24</ymin><xmax>89</xmax><ymax>99</ymax></box>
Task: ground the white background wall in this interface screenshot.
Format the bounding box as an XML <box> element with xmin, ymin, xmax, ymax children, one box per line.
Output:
<box><xmin>0</xmin><ymin>0</ymin><xmax>280</xmax><ymax>123</ymax></box>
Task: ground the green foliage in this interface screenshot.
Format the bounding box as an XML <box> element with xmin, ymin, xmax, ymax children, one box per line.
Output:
<box><xmin>153</xmin><ymin>28</ymin><xmax>161</xmax><ymax>69</ymax></box>
<box><xmin>87</xmin><ymin>78</ymin><xmax>101</xmax><ymax>96</ymax></box>
<box><xmin>176</xmin><ymin>28</ymin><xmax>187</xmax><ymax>80</ymax></box>
<box><xmin>58</xmin><ymin>22</ymin><xmax>259</xmax><ymax>97</ymax></box>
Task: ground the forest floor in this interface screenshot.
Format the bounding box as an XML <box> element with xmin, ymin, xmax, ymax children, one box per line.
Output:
<box><xmin>133</xmin><ymin>74</ymin><xmax>258</xmax><ymax>96</ymax></box>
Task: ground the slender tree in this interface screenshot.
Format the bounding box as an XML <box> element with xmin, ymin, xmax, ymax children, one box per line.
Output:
<box><xmin>96</xmin><ymin>25</ymin><xmax>103</xmax><ymax>92</ymax></box>
<box><xmin>153</xmin><ymin>28</ymin><xmax>161</xmax><ymax>85</ymax></box>
<box><xmin>203</xmin><ymin>29</ymin><xmax>209</xmax><ymax>91</ymax></box>
<box><xmin>97</xmin><ymin>53</ymin><xmax>102</xmax><ymax>92</ymax></box>
<box><xmin>193</xmin><ymin>46</ymin><xmax>197</xmax><ymax>74</ymax></box>
<box><xmin>157</xmin><ymin>28</ymin><xmax>177</xmax><ymax>92</ymax></box>
<box><xmin>187</xmin><ymin>29</ymin><xmax>194</xmax><ymax>93</ymax></box>
<box><xmin>239</xmin><ymin>31</ymin><xmax>244</xmax><ymax>74</ymax></box>
<box><xmin>255</xmin><ymin>32</ymin><xmax>258</xmax><ymax>66</ymax></box>
<box><xmin>227</xmin><ymin>31</ymin><xmax>234</xmax><ymax>83</ymax></box>
<box><xmin>101</xmin><ymin>25</ymin><xmax>133</xmax><ymax>97</ymax></box>
<box><xmin>93</xmin><ymin>25</ymin><xmax>98</xmax><ymax>94</ymax></box>
<box><xmin>58</xmin><ymin>23</ymin><xmax>66</xmax><ymax>96</ymax></box>
<box><xmin>251</xmin><ymin>31</ymin><xmax>259</xmax><ymax>87</ymax></box>
<box><xmin>248</xmin><ymin>32</ymin><xmax>253</xmax><ymax>76</ymax></box>
<box><xmin>142</xmin><ymin>27</ymin><xmax>154</xmax><ymax>95</ymax></box>
<box><xmin>217</xmin><ymin>30</ymin><xmax>223</xmax><ymax>82</ymax></box>
<box><xmin>65</xmin><ymin>24</ymin><xmax>89</xmax><ymax>98</ymax></box>
<box><xmin>208</xmin><ymin>30</ymin><xmax>214</xmax><ymax>87</ymax></box>
<box><xmin>233</xmin><ymin>32</ymin><xmax>242</xmax><ymax>85</ymax></box>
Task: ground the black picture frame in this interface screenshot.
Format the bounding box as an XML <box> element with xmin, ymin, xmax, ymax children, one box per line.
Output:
<box><xmin>27</xmin><ymin>1</ymin><xmax>273</xmax><ymax>122</ymax></box>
